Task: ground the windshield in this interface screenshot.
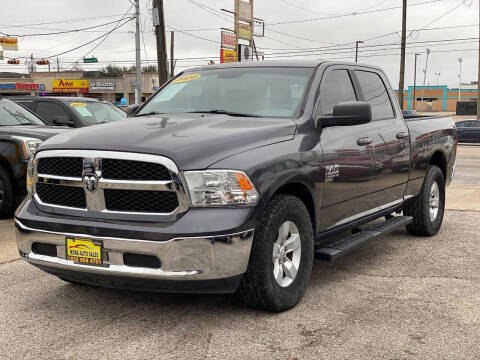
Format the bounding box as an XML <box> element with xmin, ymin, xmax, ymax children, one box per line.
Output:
<box><xmin>137</xmin><ymin>67</ymin><xmax>314</xmax><ymax>118</ymax></box>
<box><xmin>67</xmin><ymin>101</ymin><xmax>126</xmax><ymax>124</ymax></box>
<box><xmin>0</xmin><ymin>99</ymin><xmax>45</xmax><ymax>126</ymax></box>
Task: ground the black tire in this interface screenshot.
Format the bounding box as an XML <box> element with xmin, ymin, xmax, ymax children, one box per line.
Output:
<box><xmin>237</xmin><ymin>195</ymin><xmax>314</xmax><ymax>312</ymax></box>
<box><xmin>0</xmin><ymin>165</ymin><xmax>16</xmax><ymax>219</ymax></box>
<box><xmin>403</xmin><ymin>165</ymin><xmax>445</xmax><ymax>236</ymax></box>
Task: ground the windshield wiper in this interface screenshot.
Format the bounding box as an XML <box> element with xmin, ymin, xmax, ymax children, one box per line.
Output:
<box><xmin>135</xmin><ymin>111</ymin><xmax>164</xmax><ymax>117</ymax></box>
<box><xmin>186</xmin><ymin>110</ymin><xmax>262</xmax><ymax>118</ymax></box>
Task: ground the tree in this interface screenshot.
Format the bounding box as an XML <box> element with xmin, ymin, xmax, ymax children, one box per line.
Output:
<box><xmin>100</xmin><ymin>65</ymin><xmax>124</xmax><ymax>77</ymax></box>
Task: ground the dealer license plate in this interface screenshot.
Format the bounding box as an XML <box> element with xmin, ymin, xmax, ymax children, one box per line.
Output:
<box><xmin>66</xmin><ymin>237</ymin><xmax>103</xmax><ymax>266</ymax></box>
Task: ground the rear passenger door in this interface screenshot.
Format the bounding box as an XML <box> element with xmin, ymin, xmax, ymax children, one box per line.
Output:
<box><xmin>352</xmin><ymin>68</ymin><xmax>411</xmax><ymax>208</ymax></box>
<box><xmin>317</xmin><ymin>66</ymin><xmax>381</xmax><ymax>229</ymax></box>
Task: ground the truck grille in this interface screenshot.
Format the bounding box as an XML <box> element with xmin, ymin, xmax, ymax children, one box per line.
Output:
<box><xmin>33</xmin><ymin>150</ymin><xmax>189</xmax><ymax>218</ymax></box>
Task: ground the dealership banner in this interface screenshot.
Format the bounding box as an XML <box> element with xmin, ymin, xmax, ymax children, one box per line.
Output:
<box><xmin>220</xmin><ymin>49</ymin><xmax>237</xmax><ymax>64</ymax></box>
<box><xmin>52</xmin><ymin>79</ymin><xmax>89</xmax><ymax>93</ymax></box>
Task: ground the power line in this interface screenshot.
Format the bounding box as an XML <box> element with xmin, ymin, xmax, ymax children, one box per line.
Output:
<box><xmin>0</xmin><ymin>14</ymin><xmax>133</xmax><ymax>28</ymax></box>
<box><xmin>266</xmin><ymin>0</ymin><xmax>441</xmax><ymax>26</ymax></box>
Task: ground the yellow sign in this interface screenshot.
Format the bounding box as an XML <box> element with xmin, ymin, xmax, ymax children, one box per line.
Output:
<box><xmin>52</xmin><ymin>79</ymin><xmax>89</xmax><ymax>93</ymax></box>
<box><xmin>66</xmin><ymin>237</ymin><xmax>103</xmax><ymax>266</ymax></box>
<box><xmin>0</xmin><ymin>37</ymin><xmax>18</xmax><ymax>51</ymax></box>
<box><xmin>69</xmin><ymin>102</ymin><xmax>87</xmax><ymax>107</ymax></box>
<box><xmin>238</xmin><ymin>24</ymin><xmax>252</xmax><ymax>41</ymax></box>
<box><xmin>173</xmin><ymin>74</ymin><xmax>201</xmax><ymax>83</ymax></box>
<box><xmin>220</xmin><ymin>49</ymin><xmax>237</xmax><ymax>63</ymax></box>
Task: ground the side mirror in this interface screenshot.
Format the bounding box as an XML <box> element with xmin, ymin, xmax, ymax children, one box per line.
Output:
<box><xmin>127</xmin><ymin>104</ymin><xmax>140</xmax><ymax>117</ymax></box>
<box><xmin>53</xmin><ymin>115</ymin><xmax>74</xmax><ymax>127</ymax></box>
<box><xmin>316</xmin><ymin>101</ymin><xmax>372</xmax><ymax>128</ymax></box>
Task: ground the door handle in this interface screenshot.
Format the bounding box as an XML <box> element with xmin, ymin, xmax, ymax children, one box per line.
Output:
<box><xmin>396</xmin><ymin>131</ymin><xmax>409</xmax><ymax>139</ymax></box>
<box><xmin>357</xmin><ymin>137</ymin><xmax>372</xmax><ymax>146</ymax></box>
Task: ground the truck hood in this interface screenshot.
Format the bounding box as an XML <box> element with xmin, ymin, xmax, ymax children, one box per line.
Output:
<box><xmin>40</xmin><ymin>114</ymin><xmax>297</xmax><ymax>169</ymax></box>
<box><xmin>0</xmin><ymin>125</ymin><xmax>69</xmax><ymax>141</ymax></box>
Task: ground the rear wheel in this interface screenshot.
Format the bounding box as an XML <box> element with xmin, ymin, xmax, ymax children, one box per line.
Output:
<box><xmin>237</xmin><ymin>195</ymin><xmax>314</xmax><ymax>312</ymax></box>
<box><xmin>0</xmin><ymin>166</ymin><xmax>16</xmax><ymax>219</ymax></box>
<box><xmin>403</xmin><ymin>165</ymin><xmax>445</xmax><ymax>236</ymax></box>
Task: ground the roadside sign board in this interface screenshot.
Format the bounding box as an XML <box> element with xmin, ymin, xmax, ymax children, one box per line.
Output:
<box><xmin>254</xmin><ymin>19</ymin><xmax>264</xmax><ymax>37</ymax></box>
<box><xmin>0</xmin><ymin>37</ymin><xmax>18</xmax><ymax>51</ymax></box>
<box><xmin>221</xmin><ymin>31</ymin><xmax>237</xmax><ymax>50</ymax></box>
<box><xmin>83</xmin><ymin>57</ymin><xmax>98</xmax><ymax>63</ymax></box>
<box><xmin>220</xmin><ymin>49</ymin><xmax>237</xmax><ymax>63</ymax></box>
<box><xmin>238</xmin><ymin>23</ymin><xmax>252</xmax><ymax>40</ymax></box>
<box><xmin>238</xmin><ymin>0</ymin><xmax>252</xmax><ymax>22</ymax></box>
<box><xmin>52</xmin><ymin>79</ymin><xmax>89</xmax><ymax>93</ymax></box>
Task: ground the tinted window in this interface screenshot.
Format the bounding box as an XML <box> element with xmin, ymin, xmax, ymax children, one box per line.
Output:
<box><xmin>355</xmin><ymin>70</ymin><xmax>395</xmax><ymax>120</ymax></box>
<box><xmin>471</xmin><ymin>121</ymin><xmax>480</xmax><ymax>127</ymax></box>
<box><xmin>0</xmin><ymin>99</ymin><xmax>45</xmax><ymax>126</ymax></box>
<box><xmin>15</xmin><ymin>100</ymin><xmax>35</xmax><ymax>110</ymax></box>
<box><xmin>319</xmin><ymin>70</ymin><xmax>357</xmax><ymax>115</ymax></box>
<box><xmin>66</xmin><ymin>101</ymin><xmax>126</xmax><ymax>124</ymax></box>
<box><xmin>36</xmin><ymin>101</ymin><xmax>69</xmax><ymax>124</ymax></box>
<box><xmin>456</xmin><ymin>121</ymin><xmax>471</xmax><ymax>128</ymax></box>
<box><xmin>138</xmin><ymin>67</ymin><xmax>315</xmax><ymax>118</ymax></box>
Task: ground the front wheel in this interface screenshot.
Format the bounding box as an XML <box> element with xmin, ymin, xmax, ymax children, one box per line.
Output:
<box><xmin>237</xmin><ymin>195</ymin><xmax>314</xmax><ymax>312</ymax></box>
<box><xmin>403</xmin><ymin>165</ymin><xmax>445</xmax><ymax>236</ymax></box>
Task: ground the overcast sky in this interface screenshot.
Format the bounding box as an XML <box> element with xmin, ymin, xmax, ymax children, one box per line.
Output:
<box><xmin>0</xmin><ymin>0</ymin><xmax>477</xmax><ymax>89</ymax></box>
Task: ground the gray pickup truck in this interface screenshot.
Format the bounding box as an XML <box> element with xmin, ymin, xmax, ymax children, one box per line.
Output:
<box><xmin>15</xmin><ymin>61</ymin><xmax>456</xmax><ymax>312</ymax></box>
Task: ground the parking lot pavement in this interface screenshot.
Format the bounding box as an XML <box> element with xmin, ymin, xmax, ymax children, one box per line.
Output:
<box><xmin>0</xmin><ymin>144</ymin><xmax>479</xmax><ymax>359</ymax></box>
<box><xmin>1</xmin><ymin>210</ymin><xmax>479</xmax><ymax>360</ymax></box>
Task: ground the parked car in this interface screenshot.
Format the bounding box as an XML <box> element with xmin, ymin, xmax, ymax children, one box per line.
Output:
<box><xmin>15</xmin><ymin>61</ymin><xmax>457</xmax><ymax>311</ymax></box>
<box><xmin>8</xmin><ymin>96</ymin><xmax>126</xmax><ymax>127</ymax></box>
<box><xmin>0</xmin><ymin>99</ymin><xmax>69</xmax><ymax>217</ymax></box>
<box><xmin>456</xmin><ymin>119</ymin><xmax>480</xmax><ymax>143</ymax></box>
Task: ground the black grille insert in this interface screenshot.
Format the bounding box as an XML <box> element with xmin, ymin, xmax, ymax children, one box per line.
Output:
<box><xmin>37</xmin><ymin>157</ymin><xmax>83</xmax><ymax>178</ymax></box>
<box><xmin>123</xmin><ymin>253</ymin><xmax>161</xmax><ymax>269</ymax></box>
<box><xmin>102</xmin><ymin>159</ymin><xmax>171</xmax><ymax>181</ymax></box>
<box><xmin>104</xmin><ymin>189</ymin><xmax>178</xmax><ymax>213</ymax></box>
<box><xmin>36</xmin><ymin>183</ymin><xmax>86</xmax><ymax>208</ymax></box>
<box><xmin>32</xmin><ymin>242</ymin><xmax>57</xmax><ymax>257</ymax></box>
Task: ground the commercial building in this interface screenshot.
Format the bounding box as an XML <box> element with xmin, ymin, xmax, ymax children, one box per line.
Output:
<box><xmin>396</xmin><ymin>83</ymin><xmax>479</xmax><ymax>112</ymax></box>
<box><xmin>0</xmin><ymin>71</ymin><xmax>161</xmax><ymax>104</ymax></box>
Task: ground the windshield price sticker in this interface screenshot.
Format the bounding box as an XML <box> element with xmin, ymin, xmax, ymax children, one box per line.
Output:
<box><xmin>70</xmin><ymin>102</ymin><xmax>87</xmax><ymax>107</ymax></box>
<box><xmin>173</xmin><ymin>74</ymin><xmax>201</xmax><ymax>83</ymax></box>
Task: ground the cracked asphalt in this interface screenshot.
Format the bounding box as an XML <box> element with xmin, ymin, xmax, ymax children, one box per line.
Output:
<box><xmin>0</xmin><ymin>145</ymin><xmax>479</xmax><ymax>359</ymax></box>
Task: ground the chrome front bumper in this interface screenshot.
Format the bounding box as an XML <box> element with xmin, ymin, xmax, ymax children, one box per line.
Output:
<box><xmin>15</xmin><ymin>220</ymin><xmax>254</xmax><ymax>282</ymax></box>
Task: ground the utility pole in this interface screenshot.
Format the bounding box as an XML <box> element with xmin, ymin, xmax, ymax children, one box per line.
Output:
<box><xmin>135</xmin><ymin>0</ymin><xmax>142</xmax><ymax>105</ymax></box>
<box><xmin>413</xmin><ymin>53</ymin><xmax>421</xmax><ymax>111</ymax></box>
<box><xmin>153</xmin><ymin>0</ymin><xmax>168</xmax><ymax>85</ymax></box>
<box><xmin>170</xmin><ymin>31</ymin><xmax>175</xmax><ymax>78</ymax></box>
<box><xmin>398</xmin><ymin>0</ymin><xmax>407</xmax><ymax>109</ymax></box>
<box><xmin>355</xmin><ymin>41</ymin><xmax>364</xmax><ymax>63</ymax></box>
<box><xmin>57</xmin><ymin>58</ymin><xmax>60</xmax><ymax>72</ymax></box>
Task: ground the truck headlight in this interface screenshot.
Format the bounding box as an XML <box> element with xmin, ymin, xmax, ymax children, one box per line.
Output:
<box><xmin>26</xmin><ymin>158</ymin><xmax>35</xmax><ymax>196</ymax></box>
<box><xmin>183</xmin><ymin>170</ymin><xmax>259</xmax><ymax>206</ymax></box>
<box><xmin>13</xmin><ymin>136</ymin><xmax>43</xmax><ymax>159</ymax></box>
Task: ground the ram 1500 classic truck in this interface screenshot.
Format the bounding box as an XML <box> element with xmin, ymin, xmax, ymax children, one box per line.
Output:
<box><xmin>15</xmin><ymin>61</ymin><xmax>456</xmax><ymax>312</ymax></box>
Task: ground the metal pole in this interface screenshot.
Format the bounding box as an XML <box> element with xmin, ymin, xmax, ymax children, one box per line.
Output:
<box><xmin>355</xmin><ymin>41</ymin><xmax>364</xmax><ymax>63</ymax></box>
<box><xmin>170</xmin><ymin>31</ymin><xmax>174</xmax><ymax>78</ymax></box>
<box><xmin>458</xmin><ymin>58</ymin><xmax>462</xmax><ymax>101</ymax></box>
<box><xmin>135</xmin><ymin>0</ymin><xmax>142</xmax><ymax>105</ymax></box>
<box><xmin>398</xmin><ymin>0</ymin><xmax>407</xmax><ymax>109</ymax></box>
<box><xmin>421</xmin><ymin>48</ymin><xmax>430</xmax><ymax>104</ymax></box>
<box><xmin>413</xmin><ymin>53</ymin><xmax>420</xmax><ymax>111</ymax></box>
<box><xmin>478</xmin><ymin>2</ymin><xmax>480</xmax><ymax>119</ymax></box>
<box><xmin>57</xmin><ymin>58</ymin><xmax>60</xmax><ymax>72</ymax></box>
<box><xmin>154</xmin><ymin>0</ymin><xmax>168</xmax><ymax>85</ymax></box>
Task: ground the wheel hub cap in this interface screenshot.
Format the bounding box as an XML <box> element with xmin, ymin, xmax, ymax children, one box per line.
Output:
<box><xmin>272</xmin><ymin>221</ymin><xmax>301</xmax><ymax>287</ymax></box>
<box><xmin>429</xmin><ymin>181</ymin><xmax>440</xmax><ymax>222</ymax></box>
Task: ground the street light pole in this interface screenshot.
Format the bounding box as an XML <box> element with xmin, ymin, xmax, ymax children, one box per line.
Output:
<box><xmin>413</xmin><ymin>53</ymin><xmax>421</xmax><ymax>111</ymax></box>
<box><xmin>355</xmin><ymin>41</ymin><xmax>364</xmax><ymax>63</ymax></box>
<box><xmin>435</xmin><ymin>72</ymin><xmax>441</xmax><ymax>86</ymax></box>
<box><xmin>134</xmin><ymin>0</ymin><xmax>142</xmax><ymax>105</ymax></box>
<box><xmin>420</xmin><ymin>48</ymin><xmax>430</xmax><ymax>105</ymax></box>
<box><xmin>458</xmin><ymin>57</ymin><xmax>463</xmax><ymax>101</ymax></box>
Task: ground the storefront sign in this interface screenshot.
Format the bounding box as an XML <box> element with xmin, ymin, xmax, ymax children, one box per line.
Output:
<box><xmin>220</xmin><ymin>49</ymin><xmax>237</xmax><ymax>64</ymax></box>
<box><xmin>221</xmin><ymin>31</ymin><xmax>236</xmax><ymax>50</ymax></box>
<box><xmin>52</xmin><ymin>79</ymin><xmax>89</xmax><ymax>93</ymax></box>
<box><xmin>238</xmin><ymin>23</ymin><xmax>252</xmax><ymax>41</ymax></box>
<box><xmin>0</xmin><ymin>83</ymin><xmax>45</xmax><ymax>91</ymax></box>
<box><xmin>90</xmin><ymin>82</ymin><xmax>115</xmax><ymax>91</ymax></box>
